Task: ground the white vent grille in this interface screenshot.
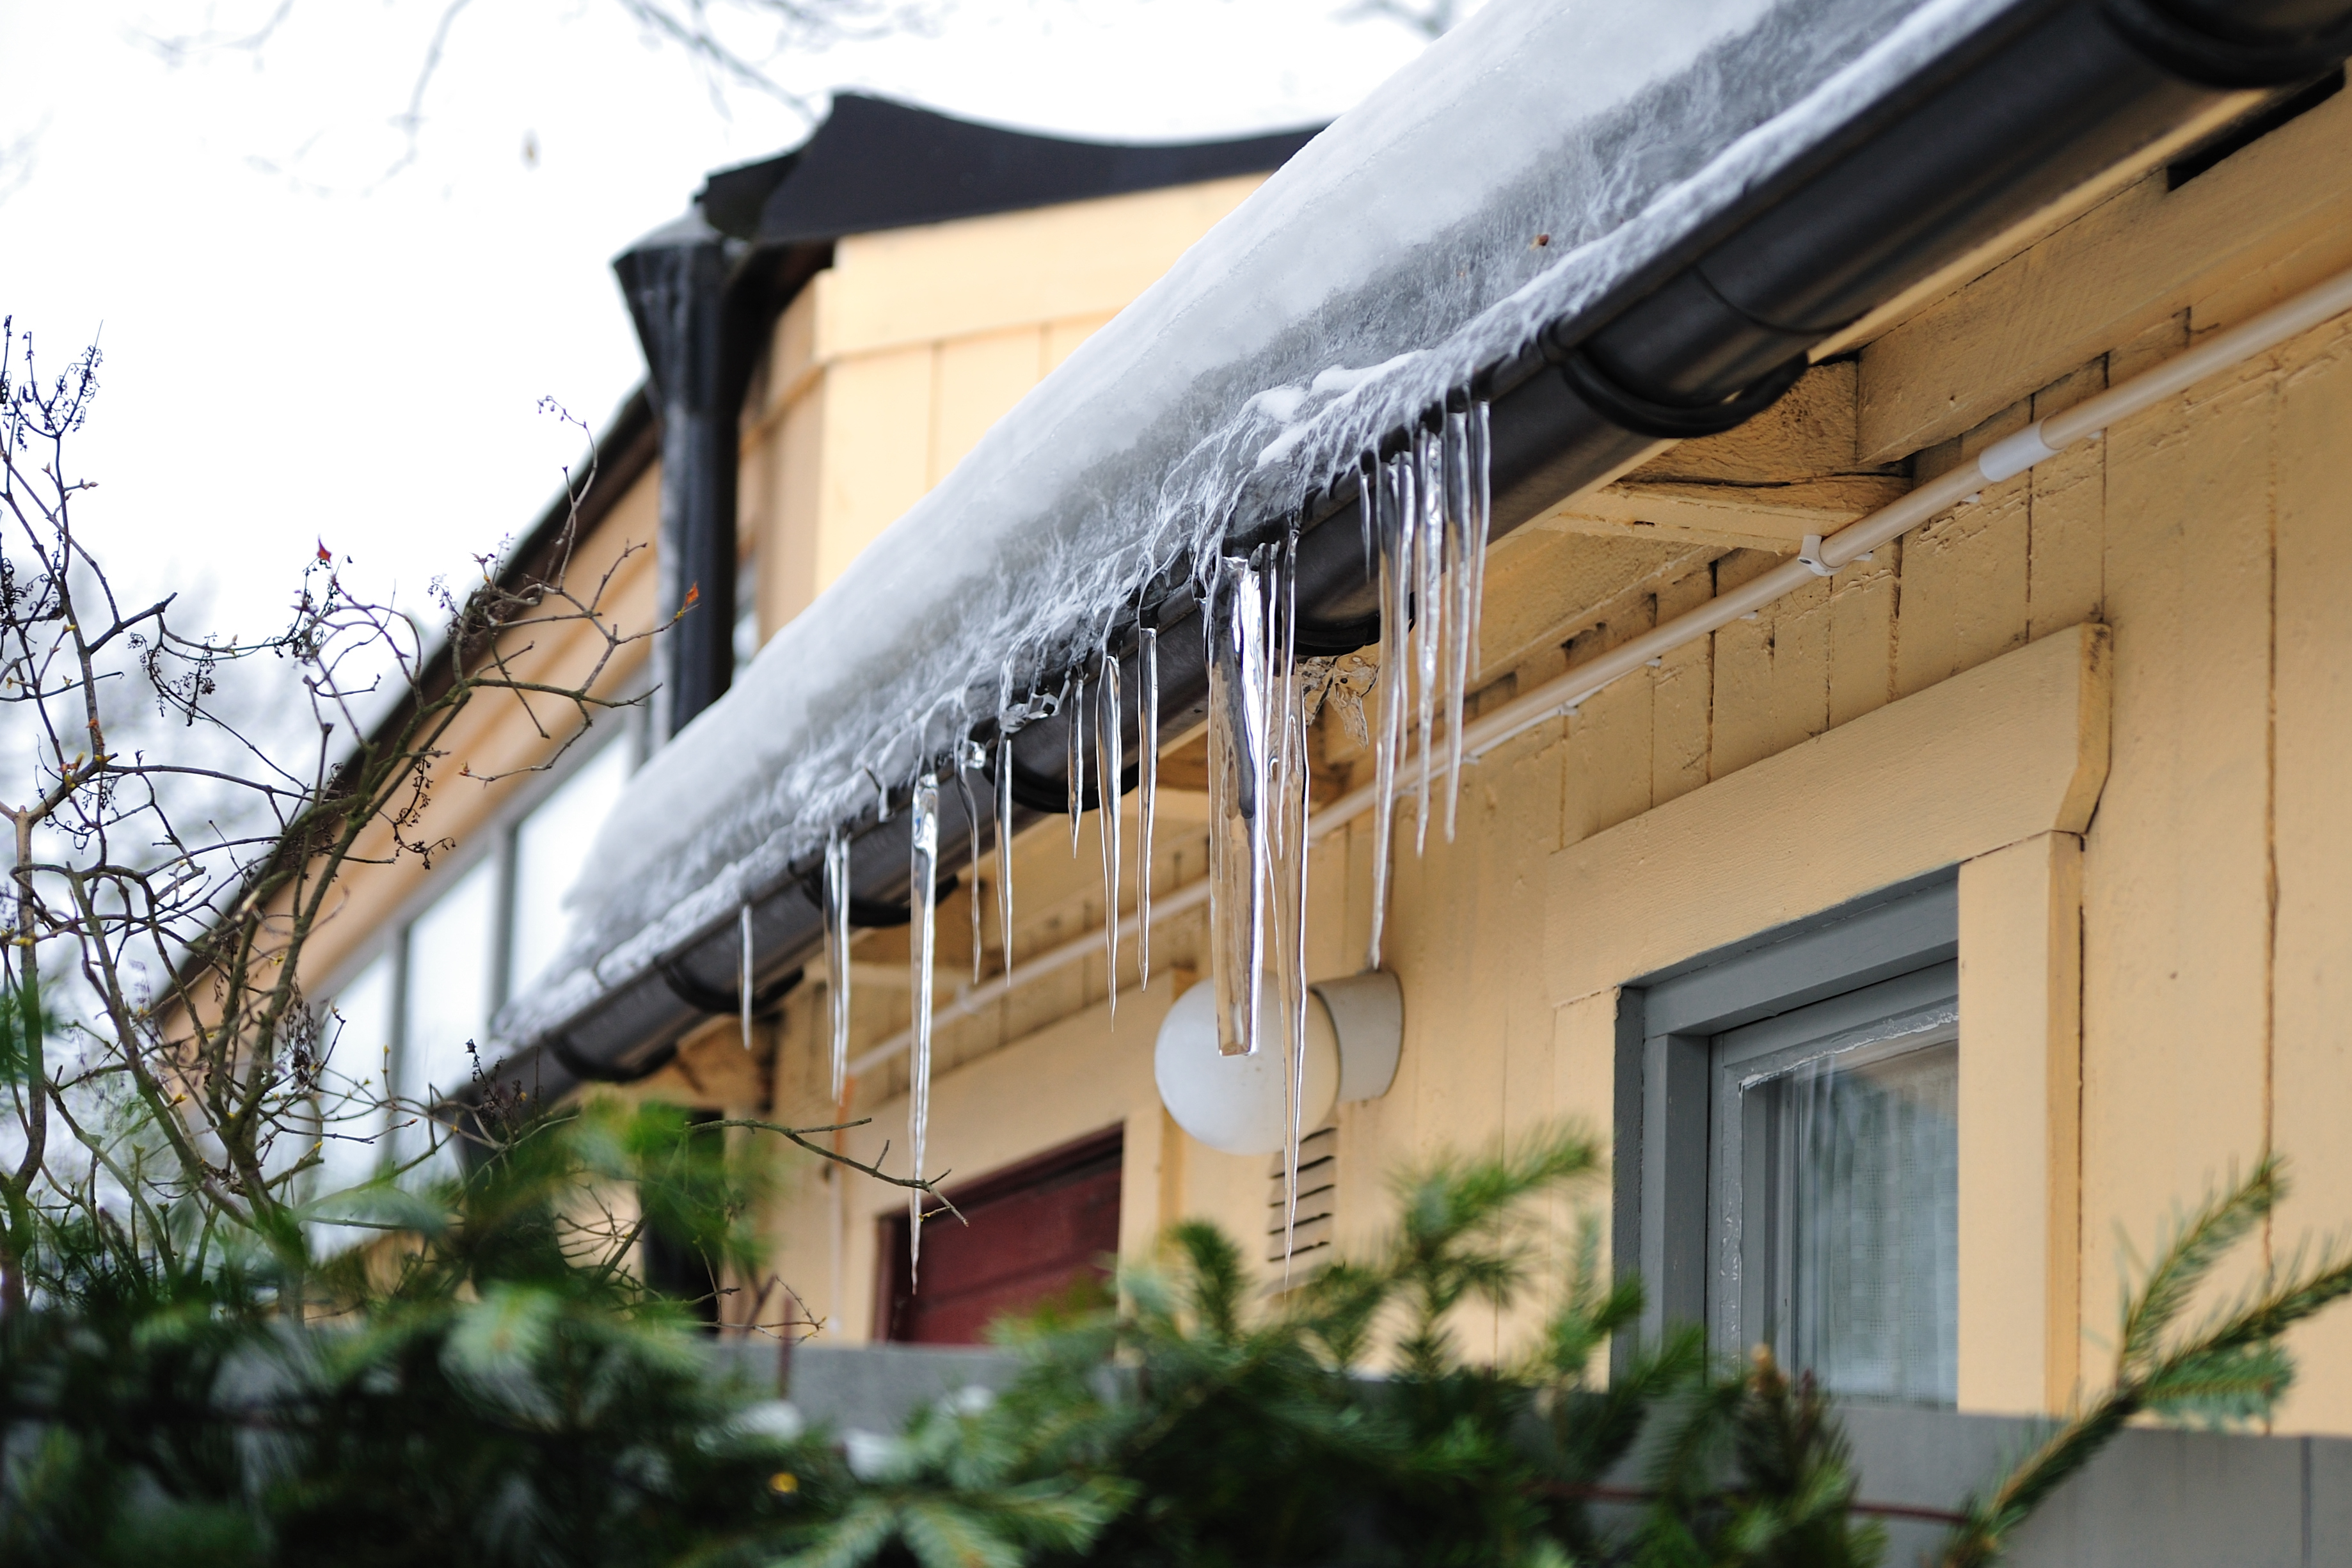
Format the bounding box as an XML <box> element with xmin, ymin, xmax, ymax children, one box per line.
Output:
<box><xmin>1265</xmin><ymin>1125</ymin><xmax>1337</xmax><ymax>1265</ymax></box>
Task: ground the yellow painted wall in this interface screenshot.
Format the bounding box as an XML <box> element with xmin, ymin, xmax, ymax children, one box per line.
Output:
<box><xmin>742</xmin><ymin>177</ymin><xmax>1264</xmax><ymax>636</ymax></box>
<box><xmin>747</xmin><ymin>86</ymin><xmax>2352</xmax><ymax>1439</ymax></box>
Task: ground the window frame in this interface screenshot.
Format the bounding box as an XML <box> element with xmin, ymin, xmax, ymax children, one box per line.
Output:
<box><xmin>1613</xmin><ymin>870</ymin><xmax>1959</xmax><ymax>1370</ymax></box>
<box><xmin>1708</xmin><ymin>960</ymin><xmax>1959</xmax><ymax>1398</ymax></box>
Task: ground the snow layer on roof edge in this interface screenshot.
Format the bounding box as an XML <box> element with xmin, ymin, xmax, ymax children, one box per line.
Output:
<box><xmin>497</xmin><ymin>0</ymin><xmax>2021</xmax><ymax>1049</ymax></box>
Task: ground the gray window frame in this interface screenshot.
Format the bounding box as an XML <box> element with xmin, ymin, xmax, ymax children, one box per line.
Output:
<box><xmin>1710</xmin><ymin>962</ymin><xmax>1959</xmax><ymax>1373</ymax></box>
<box><xmin>1612</xmin><ymin>870</ymin><xmax>1959</xmax><ymax>1366</ymax></box>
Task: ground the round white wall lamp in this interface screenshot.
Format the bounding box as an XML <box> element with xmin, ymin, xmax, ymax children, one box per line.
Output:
<box><xmin>1153</xmin><ymin>970</ymin><xmax>1404</xmax><ymax>1155</ymax></box>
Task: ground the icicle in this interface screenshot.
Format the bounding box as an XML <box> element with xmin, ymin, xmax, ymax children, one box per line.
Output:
<box><xmin>1205</xmin><ymin>552</ymin><xmax>1271</xmax><ymax>1056</ymax></box>
<box><xmin>738</xmin><ymin>902</ymin><xmax>754</xmax><ymax>1053</ymax></box>
<box><xmin>1365</xmin><ymin>461</ymin><xmax>1408</xmax><ymax>971</ymax></box>
<box><xmin>1067</xmin><ymin>673</ymin><xmax>1087</xmax><ymax>858</ymax></box>
<box><xmin>1096</xmin><ymin>656</ymin><xmax>1123</xmax><ymax>1016</ymax></box>
<box><xmin>1267</xmin><ymin>531</ymin><xmax>1314</xmax><ymax>1278</ymax></box>
<box><xmin>954</xmin><ymin>740</ymin><xmax>986</xmax><ymax>986</ymax></box>
<box><xmin>1439</xmin><ymin>395</ymin><xmax>1493</xmax><ymax>844</ymax></box>
<box><xmin>1411</xmin><ymin>429</ymin><xmax>1443</xmax><ymax>855</ymax></box>
<box><xmin>1358</xmin><ymin>395</ymin><xmax>1496</xmax><ymax>957</ymax></box>
<box><xmin>906</xmin><ymin>774</ymin><xmax>941</xmax><ymax>1288</ymax></box>
<box><xmin>824</xmin><ymin>830</ymin><xmax>853</xmax><ymax>1105</ymax></box>
<box><xmin>995</xmin><ymin>734</ymin><xmax>1017</xmax><ymax>985</ymax></box>
<box><xmin>1470</xmin><ymin>399</ymin><xmax>1491</xmax><ymax>678</ymax></box>
<box><xmin>1136</xmin><ymin>626</ymin><xmax>1158</xmax><ymax>989</ymax></box>
<box><xmin>1463</xmin><ymin>400</ymin><xmax>1491</xmax><ymax>785</ymax></box>
<box><xmin>1440</xmin><ymin>403</ymin><xmax>1472</xmax><ymax>843</ymax></box>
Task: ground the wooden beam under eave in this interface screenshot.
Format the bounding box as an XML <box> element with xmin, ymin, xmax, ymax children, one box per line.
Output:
<box><xmin>1520</xmin><ymin>360</ymin><xmax>1910</xmax><ymax>551</ymax></box>
<box><xmin>1529</xmin><ymin>471</ymin><xmax>1913</xmax><ymax>551</ymax></box>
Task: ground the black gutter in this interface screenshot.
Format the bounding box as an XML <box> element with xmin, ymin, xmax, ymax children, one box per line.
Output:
<box><xmin>495</xmin><ymin>0</ymin><xmax>2352</xmax><ymax>1100</ymax></box>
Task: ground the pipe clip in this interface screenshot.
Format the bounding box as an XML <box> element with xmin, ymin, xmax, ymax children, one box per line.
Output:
<box><xmin>1799</xmin><ymin>535</ymin><xmax>1837</xmax><ymax>576</ymax></box>
<box><xmin>1978</xmin><ymin>420</ymin><xmax>2065</xmax><ymax>484</ymax></box>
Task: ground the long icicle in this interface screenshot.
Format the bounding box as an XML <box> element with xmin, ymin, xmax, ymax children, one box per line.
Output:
<box><xmin>1136</xmin><ymin>626</ymin><xmax>1158</xmax><ymax>989</ymax></box>
<box><xmin>1411</xmin><ymin>429</ymin><xmax>1443</xmax><ymax>855</ymax></box>
<box><xmin>1441</xmin><ymin>399</ymin><xmax>1474</xmax><ymax>843</ymax></box>
<box><xmin>955</xmin><ymin>741</ymin><xmax>985</xmax><ymax>985</ymax></box>
<box><xmin>738</xmin><ymin>901</ymin><xmax>754</xmax><ymax>1053</ymax></box>
<box><xmin>1366</xmin><ymin>461</ymin><xmax>1407</xmax><ymax>970</ymax></box>
<box><xmin>825</xmin><ymin>830</ymin><xmax>853</xmax><ymax>1105</ymax></box>
<box><xmin>1097</xmin><ymin>656</ymin><xmax>1122</xmax><ymax>1017</ymax></box>
<box><xmin>1205</xmin><ymin>553</ymin><xmax>1271</xmax><ymax>1056</ymax></box>
<box><xmin>1270</xmin><ymin>532</ymin><xmax>1312</xmax><ymax>1277</ymax></box>
<box><xmin>995</xmin><ymin>734</ymin><xmax>1017</xmax><ymax>985</ymax></box>
<box><xmin>1067</xmin><ymin>673</ymin><xmax>1086</xmax><ymax>859</ymax></box>
<box><xmin>907</xmin><ymin>774</ymin><xmax>941</xmax><ymax>1289</ymax></box>
<box><xmin>1468</xmin><ymin>399</ymin><xmax>1491</xmax><ymax>683</ymax></box>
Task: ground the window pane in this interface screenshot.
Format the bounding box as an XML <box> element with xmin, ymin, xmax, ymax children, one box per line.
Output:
<box><xmin>404</xmin><ymin>857</ymin><xmax>497</xmax><ymax>1105</ymax></box>
<box><xmin>511</xmin><ymin>738</ymin><xmax>632</xmax><ymax>994</ymax></box>
<box><xmin>1751</xmin><ymin>1038</ymin><xmax>1958</xmax><ymax>1406</ymax></box>
<box><xmin>318</xmin><ymin>953</ymin><xmax>393</xmax><ymax>1193</ymax></box>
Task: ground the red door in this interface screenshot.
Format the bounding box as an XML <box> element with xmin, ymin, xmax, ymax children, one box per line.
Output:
<box><xmin>877</xmin><ymin>1128</ymin><xmax>1122</xmax><ymax>1344</ymax></box>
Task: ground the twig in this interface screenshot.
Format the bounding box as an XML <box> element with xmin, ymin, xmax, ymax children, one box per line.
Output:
<box><xmin>703</xmin><ymin>1116</ymin><xmax>965</xmax><ymax>1225</ymax></box>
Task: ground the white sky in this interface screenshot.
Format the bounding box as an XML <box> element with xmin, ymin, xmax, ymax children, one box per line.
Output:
<box><xmin>0</xmin><ymin>0</ymin><xmax>1438</xmax><ymax>641</ymax></box>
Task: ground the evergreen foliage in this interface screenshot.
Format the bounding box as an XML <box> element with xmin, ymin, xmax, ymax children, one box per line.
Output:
<box><xmin>0</xmin><ymin>1098</ymin><xmax>843</xmax><ymax>1567</ymax></box>
<box><xmin>4</xmin><ymin>1100</ymin><xmax>2352</xmax><ymax>1564</ymax></box>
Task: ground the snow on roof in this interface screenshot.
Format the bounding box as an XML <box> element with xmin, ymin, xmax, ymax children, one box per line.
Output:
<box><xmin>497</xmin><ymin>0</ymin><xmax>2017</xmax><ymax>1048</ymax></box>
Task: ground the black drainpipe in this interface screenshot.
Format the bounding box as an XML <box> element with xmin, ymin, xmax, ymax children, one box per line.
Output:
<box><xmin>616</xmin><ymin>214</ymin><xmax>742</xmax><ymax>741</ymax></box>
<box><xmin>504</xmin><ymin>0</ymin><xmax>2352</xmax><ymax>1097</ymax></box>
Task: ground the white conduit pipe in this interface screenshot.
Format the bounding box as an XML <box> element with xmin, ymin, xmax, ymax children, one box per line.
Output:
<box><xmin>845</xmin><ymin>264</ymin><xmax>2352</xmax><ymax>1079</ymax></box>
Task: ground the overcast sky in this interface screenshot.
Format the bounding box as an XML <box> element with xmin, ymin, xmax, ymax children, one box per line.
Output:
<box><xmin>0</xmin><ymin>0</ymin><xmax>1441</xmax><ymax>643</ymax></box>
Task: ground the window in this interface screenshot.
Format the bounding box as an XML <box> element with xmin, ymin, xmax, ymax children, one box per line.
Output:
<box><xmin>403</xmin><ymin>856</ymin><xmax>498</xmax><ymax>1107</ymax></box>
<box><xmin>306</xmin><ymin>951</ymin><xmax>398</xmax><ymax>1251</ymax></box>
<box><xmin>319</xmin><ymin>951</ymin><xmax>395</xmax><ymax>1189</ymax></box>
<box><xmin>1710</xmin><ymin>964</ymin><xmax>1958</xmax><ymax>1405</ymax></box>
<box><xmin>1617</xmin><ymin>873</ymin><xmax>1958</xmax><ymax>1406</ymax></box>
<box><xmin>318</xmin><ymin>720</ymin><xmax>640</xmax><ymax>1180</ymax></box>
<box><xmin>510</xmin><ymin>735</ymin><xmax>632</xmax><ymax>995</ymax></box>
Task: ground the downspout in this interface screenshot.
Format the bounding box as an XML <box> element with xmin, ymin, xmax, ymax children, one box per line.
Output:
<box><xmin>616</xmin><ymin>212</ymin><xmax>741</xmax><ymax>741</ymax></box>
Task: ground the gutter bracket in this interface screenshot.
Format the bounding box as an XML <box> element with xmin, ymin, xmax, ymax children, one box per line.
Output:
<box><xmin>1558</xmin><ymin>346</ymin><xmax>1811</xmax><ymax>440</ymax></box>
<box><xmin>2101</xmin><ymin>0</ymin><xmax>2352</xmax><ymax>88</ymax></box>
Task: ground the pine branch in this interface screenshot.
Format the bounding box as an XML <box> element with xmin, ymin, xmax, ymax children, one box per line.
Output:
<box><xmin>1939</xmin><ymin>1157</ymin><xmax>2352</xmax><ymax>1568</ymax></box>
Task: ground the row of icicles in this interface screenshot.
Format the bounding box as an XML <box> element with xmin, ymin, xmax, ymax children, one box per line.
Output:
<box><xmin>765</xmin><ymin>400</ymin><xmax>1491</xmax><ymax>1290</ymax></box>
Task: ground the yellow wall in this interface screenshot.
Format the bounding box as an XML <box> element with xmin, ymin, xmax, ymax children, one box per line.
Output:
<box><xmin>740</xmin><ymin>84</ymin><xmax>2352</xmax><ymax>1437</ymax></box>
<box><xmin>742</xmin><ymin>175</ymin><xmax>1266</xmax><ymax>637</ymax></box>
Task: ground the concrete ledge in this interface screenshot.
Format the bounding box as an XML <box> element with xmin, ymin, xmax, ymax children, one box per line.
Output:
<box><xmin>706</xmin><ymin>1344</ymin><xmax>2351</xmax><ymax>1563</ymax></box>
<box><xmin>1836</xmin><ymin>1403</ymin><xmax>2347</xmax><ymax>1568</ymax></box>
<box><xmin>777</xmin><ymin>1342</ymin><xmax>1022</xmax><ymax>1435</ymax></box>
